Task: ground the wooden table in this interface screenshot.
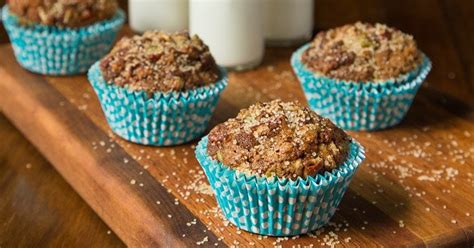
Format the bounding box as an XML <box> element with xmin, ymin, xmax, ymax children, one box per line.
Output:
<box><xmin>0</xmin><ymin>115</ymin><xmax>125</xmax><ymax>247</ymax></box>
<box><xmin>0</xmin><ymin>0</ymin><xmax>473</xmax><ymax>247</ymax></box>
<box><xmin>0</xmin><ymin>1</ymin><xmax>123</xmax><ymax>247</ymax></box>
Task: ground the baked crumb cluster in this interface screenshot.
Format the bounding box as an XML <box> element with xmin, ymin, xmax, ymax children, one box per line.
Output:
<box><xmin>100</xmin><ymin>31</ymin><xmax>220</xmax><ymax>93</ymax></box>
<box><xmin>302</xmin><ymin>22</ymin><xmax>422</xmax><ymax>82</ymax></box>
<box><xmin>207</xmin><ymin>100</ymin><xmax>351</xmax><ymax>179</ymax></box>
<box><xmin>9</xmin><ymin>0</ymin><xmax>118</xmax><ymax>27</ymax></box>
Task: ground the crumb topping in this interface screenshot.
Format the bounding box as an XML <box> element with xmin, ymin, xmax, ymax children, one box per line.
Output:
<box><xmin>302</xmin><ymin>22</ymin><xmax>422</xmax><ymax>82</ymax></box>
<box><xmin>100</xmin><ymin>31</ymin><xmax>220</xmax><ymax>93</ymax></box>
<box><xmin>207</xmin><ymin>100</ymin><xmax>351</xmax><ymax>179</ymax></box>
<box><xmin>9</xmin><ymin>0</ymin><xmax>118</xmax><ymax>27</ymax></box>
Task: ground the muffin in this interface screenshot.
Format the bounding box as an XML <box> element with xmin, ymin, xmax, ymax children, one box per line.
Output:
<box><xmin>99</xmin><ymin>31</ymin><xmax>220</xmax><ymax>93</ymax></box>
<box><xmin>8</xmin><ymin>0</ymin><xmax>118</xmax><ymax>27</ymax></box>
<box><xmin>195</xmin><ymin>100</ymin><xmax>365</xmax><ymax>236</ymax></box>
<box><xmin>291</xmin><ymin>22</ymin><xmax>432</xmax><ymax>130</ymax></box>
<box><xmin>2</xmin><ymin>0</ymin><xmax>125</xmax><ymax>75</ymax></box>
<box><xmin>88</xmin><ymin>31</ymin><xmax>228</xmax><ymax>146</ymax></box>
<box><xmin>207</xmin><ymin>100</ymin><xmax>351</xmax><ymax>179</ymax></box>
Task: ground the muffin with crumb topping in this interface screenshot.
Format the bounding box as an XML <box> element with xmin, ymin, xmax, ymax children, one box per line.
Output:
<box><xmin>195</xmin><ymin>100</ymin><xmax>365</xmax><ymax>236</ymax></box>
<box><xmin>2</xmin><ymin>0</ymin><xmax>125</xmax><ymax>75</ymax></box>
<box><xmin>8</xmin><ymin>0</ymin><xmax>118</xmax><ymax>27</ymax></box>
<box><xmin>99</xmin><ymin>31</ymin><xmax>220</xmax><ymax>93</ymax></box>
<box><xmin>89</xmin><ymin>31</ymin><xmax>227</xmax><ymax>146</ymax></box>
<box><xmin>207</xmin><ymin>100</ymin><xmax>351</xmax><ymax>179</ymax></box>
<box><xmin>291</xmin><ymin>22</ymin><xmax>431</xmax><ymax>130</ymax></box>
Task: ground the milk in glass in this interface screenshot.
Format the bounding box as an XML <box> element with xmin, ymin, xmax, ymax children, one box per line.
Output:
<box><xmin>190</xmin><ymin>0</ymin><xmax>264</xmax><ymax>70</ymax></box>
<box><xmin>129</xmin><ymin>0</ymin><xmax>189</xmax><ymax>33</ymax></box>
<box><xmin>263</xmin><ymin>0</ymin><xmax>314</xmax><ymax>46</ymax></box>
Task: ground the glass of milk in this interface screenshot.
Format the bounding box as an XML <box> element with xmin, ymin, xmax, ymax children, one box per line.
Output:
<box><xmin>263</xmin><ymin>0</ymin><xmax>314</xmax><ymax>46</ymax></box>
<box><xmin>129</xmin><ymin>0</ymin><xmax>189</xmax><ymax>33</ymax></box>
<box><xmin>189</xmin><ymin>0</ymin><xmax>264</xmax><ymax>71</ymax></box>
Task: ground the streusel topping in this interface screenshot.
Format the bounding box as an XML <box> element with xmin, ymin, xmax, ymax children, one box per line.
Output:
<box><xmin>9</xmin><ymin>0</ymin><xmax>118</xmax><ymax>27</ymax></box>
<box><xmin>302</xmin><ymin>22</ymin><xmax>422</xmax><ymax>82</ymax></box>
<box><xmin>207</xmin><ymin>100</ymin><xmax>351</xmax><ymax>179</ymax></box>
<box><xmin>100</xmin><ymin>31</ymin><xmax>220</xmax><ymax>93</ymax></box>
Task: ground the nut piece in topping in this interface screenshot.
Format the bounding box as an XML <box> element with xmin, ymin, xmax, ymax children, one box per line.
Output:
<box><xmin>302</xmin><ymin>22</ymin><xmax>422</xmax><ymax>82</ymax></box>
<box><xmin>9</xmin><ymin>0</ymin><xmax>118</xmax><ymax>27</ymax></box>
<box><xmin>99</xmin><ymin>31</ymin><xmax>220</xmax><ymax>94</ymax></box>
<box><xmin>207</xmin><ymin>100</ymin><xmax>351</xmax><ymax>179</ymax></box>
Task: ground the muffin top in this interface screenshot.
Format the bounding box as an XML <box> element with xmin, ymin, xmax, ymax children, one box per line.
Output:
<box><xmin>9</xmin><ymin>0</ymin><xmax>118</xmax><ymax>28</ymax></box>
<box><xmin>100</xmin><ymin>31</ymin><xmax>220</xmax><ymax>93</ymax></box>
<box><xmin>302</xmin><ymin>22</ymin><xmax>422</xmax><ymax>82</ymax></box>
<box><xmin>207</xmin><ymin>100</ymin><xmax>351</xmax><ymax>179</ymax></box>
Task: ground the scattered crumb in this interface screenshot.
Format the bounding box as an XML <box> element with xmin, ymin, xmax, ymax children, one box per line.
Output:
<box><xmin>78</xmin><ymin>104</ymin><xmax>88</xmax><ymax>111</ymax></box>
<box><xmin>399</xmin><ymin>220</ymin><xmax>405</xmax><ymax>228</ymax></box>
<box><xmin>83</xmin><ymin>113</ymin><xmax>473</xmax><ymax>247</ymax></box>
<box><xmin>196</xmin><ymin>236</ymin><xmax>209</xmax><ymax>246</ymax></box>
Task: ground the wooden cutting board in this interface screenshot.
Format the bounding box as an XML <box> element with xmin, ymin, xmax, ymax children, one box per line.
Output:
<box><xmin>0</xmin><ymin>38</ymin><xmax>473</xmax><ymax>247</ymax></box>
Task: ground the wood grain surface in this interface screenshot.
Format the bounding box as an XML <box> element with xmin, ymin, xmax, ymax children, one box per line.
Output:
<box><xmin>0</xmin><ymin>0</ymin><xmax>123</xmax><ymax>247</ymax></box>
<box><xmin>0</xmin><ymin>115</ymin><xmax>124</xmax><ymax>247</ymax></box>
<box><xmin>0</xmin><ymin>0</ymin><xmax>473</xmax><ymax>247</ymax></box>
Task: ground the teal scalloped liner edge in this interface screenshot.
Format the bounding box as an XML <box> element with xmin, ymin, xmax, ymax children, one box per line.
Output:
<box><xmin>291</xmin><ymin>43</ymin><xmax>432</xmax><ymax>131</ymax></box>
<box><xmin>195</xmin><ymin>136</ymin><xmax>365</xmax><ymax>236</ymax></box>
<box><xmin>2</xmin><ymin>6</ymin><xmax>125</xmax><ymax>75</ymax></box>
<box><xmin>88</xmin><ymin>62</ymin><xmax>228</xmax><ymax>146</ymax></box>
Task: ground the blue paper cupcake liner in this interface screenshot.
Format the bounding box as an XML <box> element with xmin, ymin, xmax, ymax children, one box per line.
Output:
<box><xmin>2</xmin><ymin>6</ymin><xmax>125</xmax><ymax>75</ymax></box>
<box><xmin>88</xmin><ymin>62</ymin><xmax>228</xmax><ymax>146</ymax></box>
<box><xmin>291</xmin><ymin>44</ymin><xmax>432</xmax><ymax>131</ymax></box>
<box><xmin>195</xmin><ymin>136</ymin><xmax>365</xmax><ymax>236</ymax></box>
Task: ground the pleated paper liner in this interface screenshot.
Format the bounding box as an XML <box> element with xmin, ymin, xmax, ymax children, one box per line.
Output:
<box><xmin>291</xmin><ymin>44</ymin><xmax>432</xmax><ymax>131</ymax></box>
<box><xmin>2</xmin><ymin>6</ymin><xmax>125</xmax><ymax>75</ymax></box>
<box><xmin>88</xmin><ymin>62</ymin><xmax>228</xmax><ymax>146</ymax></box>
<box><xmin>196</xmin><ymin>136</ymin><xmax>365</xmax><ymax>236</ymax></box>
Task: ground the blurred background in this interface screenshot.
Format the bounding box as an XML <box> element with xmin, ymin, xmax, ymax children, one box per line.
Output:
<box><xmin>0</xmin><ymin>0</ymin><xmax>472</xmax><ymax>247</ymax></box>
<box><xmin>1</xmin><ymin>0</ymin><xmax>472</xmax><ymax>102</ymax></box>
